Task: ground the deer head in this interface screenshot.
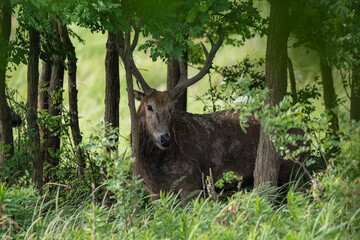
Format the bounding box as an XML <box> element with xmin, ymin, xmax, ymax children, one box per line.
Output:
<box><xmin>134</xmin><ymin>90</ymin><xmax>173</xmax><ymax>149</ymax></box>
<box><xmin>117</xmin><ymin>23</ymin><xmax>224</xmax><ymax>150</ymax></box>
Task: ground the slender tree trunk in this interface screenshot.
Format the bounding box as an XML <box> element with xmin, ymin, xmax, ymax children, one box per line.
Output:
<box><xmin>125</xmin><ymin>62</ymin><xmax>139</xmax><ymax>163</ymax></box>
<box><xmin>58</xmin><ymin>23</ymin><xmax>85</xmax><ymax>179</ymax></box>
<box><xmin>39</xmin><ymin>63</ymin><xmax>50</xmax><ymax>112</ymax></box>
<box><xmin>104</xmin><ymin>31</ymin><xmax>120</xmax><ymax>152</ymax></box>
<box><xmin>167</xmin><ymin>55</ymin><xmax>187</xmax><ymax>111</ymax></box>
<box><xmin>287</xmin><ymin>57</ymin><xmax>297</xmax><ymax>103</ymax></box>
<box><xmin>350</xmin><ymin>4</ymin><xmax>360</xmax><ymax>122</ymax></box>
<box><xmin>254</xmin><ymin>0</ymin><xmax>290</xmax><ymax>188</ymax></box>
<box><xmin>44</xmin><ymin>19</ymin><xmax>65</xmax><ymax>170</ymax></box>
<box><xmin>39</xmin><ymin>62</ymin><xmax>51</xmax><ymax>112</ymax></box>
<box><xmin>351</xmin><ymin>65</ymin><xmax>360</xmax><ymax>122</ymax></box>
<box><xmin>46</xmin><ymin>55</ymin><xmax>64</xmax><ymax>167</ymax></box>
<box><xmin>320</xmin><ymin>59</ymin><xmax>339</xmax><ymax>134</ymax></box>
<box><xmin>118</xmin><ymin>32</ymin><xmax>140</xmax><ymax>168</ymax></box>
<box><xmin>38</xmin><ymin>61</ymin><xmax>51</xmax><ymax>167</ymax></box>
<box><xmin>0</xmin><ymin>0</ymin><xmax>14</xmax><ymax>163</ymax></box>
<box><xmin>27</xmin><ymin>28</ymin><xmax>43</xmax><ymax>192</ymax></box>
<box><xmin>45</xmin><ymin>22</ymin><xmax>64</xmax><ymax>169</ymax></box>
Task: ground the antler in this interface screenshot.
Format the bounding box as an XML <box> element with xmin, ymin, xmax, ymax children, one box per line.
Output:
<box><xmin>169</xmin><ymin>32</ymin><xmax>224</xmax><ymax>100</ymax></box>
<box><xmin>116</xmin><ymin>18</ymin><xmax>154</xmax><ymax>96</ymax></box>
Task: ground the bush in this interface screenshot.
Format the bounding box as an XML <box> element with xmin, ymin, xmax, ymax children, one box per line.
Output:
<box><xmin>0</xmin><ymin>183</ymin><xmax>39</xmax><ymax>239</ymax></box>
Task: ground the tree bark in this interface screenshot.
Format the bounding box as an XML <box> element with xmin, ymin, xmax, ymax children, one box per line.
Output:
<box><xmin>38</xmin><ymin>61</ymin><xmax>51</xmax><ymax>139</ymax></box>
<box><xmin>46</xmin><ymin>55</ymin><xmax>64</xmax><ymax>167</ymax></box>
<box><xmin>320</xmin><ymin>59</ymin><xmax>339</xmax><ymax>134</ymax></box>
<box><xmin>27</xmin><ymin>28</ymin><xmax>43</xmax><ymax>192</ymax></box>
<box><xmin>117</xmin><ymin>31</ymin><xmax>140</xmax><ymax>170</ymax></box>
<box><xmin>0</xmin><ymin>0</ymin><xmax>14</xmax><ymax>163</ymax></box>
<box><xmin>46</xmin><ymin>22</ymin><xmax>65</xmax><ymax>168</ymax></box>
<box><xmin>43</xmin><ymin>19</ymin><xmax>65</xmax><ymax>170</ymax></box>
<box><xmin>167</xmin><ymin>55</ymin><xmax>187</xmax><ymax>111</ymax></box>
<box><xmin>254</xmin><ymin>0</ymin><xmax>290</xmax><ymax>188</ymax></box>
<box><xmin>350</xmin><ymin>64</ymin><xmax>360</xmax><ymax>122</ymax></box>
<box><xmin>58</xmin><ymin>22</ymin><xmax>85</xmax><ymax>178</ymax></box>
<box><xmin>287</xmin><ymin>57</ymin><xmax>297</xmax><ymax>103</ymax></box>
<box><xmin>104</xmin><ymin>31</ymin><xmax>120</xmax><ymax>152</ymax></box>
<box><xmin>38</xmin><ymin>61</ymin><xmax>51</xmax><ymax>169</ymax></box>
<box><xmin>39</xmin><ymin>62</ymin><xmax>51</xmax><ymax>113</ymax></box>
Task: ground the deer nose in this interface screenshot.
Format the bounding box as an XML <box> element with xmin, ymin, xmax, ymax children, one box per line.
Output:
<box><xmin>160</xmin><ymin>133</ymin><xmax>171</xmax><ymax>148</ymax></box>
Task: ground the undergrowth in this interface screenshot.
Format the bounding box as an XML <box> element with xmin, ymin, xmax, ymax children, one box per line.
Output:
<box><xmin>1</xmin><ymin>129</ymin><xmax>359</xmax><ymax>239</ymax></box>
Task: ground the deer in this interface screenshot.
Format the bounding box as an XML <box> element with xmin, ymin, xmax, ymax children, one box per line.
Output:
<box><xmin>116</xmin><ymin>28</ymin><xmax>305</xmax><ymax>201</ymax></box>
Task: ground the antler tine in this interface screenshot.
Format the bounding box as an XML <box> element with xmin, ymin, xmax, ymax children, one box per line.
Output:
<box><xmin>131</xmin><ymin>16</ymin><xmax>143</xmax><ymax>52</ymax></box>
<box><xmin>117</xmin><ymin>18</ymin><xmax>154</xmax><ymax>96</ymax></box>
<box><xmin>130</xmin><ymin>59</ymin><xmax>154</xmax><ymax>95</ymax></box>
<box><xmin>170</xmin><ymin>32</ymin><xmax>224</xmax><ymax>100</ymax></box>
<box><xmin>207</xmin><ymin>33</ymin><xmax>215</xmax><ymax>46</ymax></box>
<box><xmin>179</xmin><ymin>61</ymin><xmax>188</xmax><ymax>78</ymax></box>
<box><xmin>200</xmin><ymin>42</ymin><xmax>209</xmax><ymax>58</ymax></box>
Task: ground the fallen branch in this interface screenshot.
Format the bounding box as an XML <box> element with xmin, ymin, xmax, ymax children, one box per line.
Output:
<box><xmin>43</xmin><ymin>182</ymin><xmax>72</xmax><ymax>190</ymax></box>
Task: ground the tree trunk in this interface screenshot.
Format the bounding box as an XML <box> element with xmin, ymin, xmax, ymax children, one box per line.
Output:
<box><xmin>125</xmin><ymin>63</ymin><xmax>139</xmax><ymax>164</ymax></box>
<box><xmin>46</xmin><ymin>55</ymin><xmax>64</xmax><ymax>167</ymax></box>
<box><xmin>58</xmin><ymin>23</ymin><xmax>85</xmax><ymax>179</ymax></box>
<box><xmin>27</xmin><ymin>28</ymin><xmax>43</xmax><ymax>192</ymax></box>
<box><xmin>0</xmin><ymin>0</ymin><xmax>14</xmax><ymax>163</ymax></box>
<box><xmin>350</xmin><ymin>65</ymin><xmax>360</xmax><ymax>122</ymax></box>
<box><xmin>39</xmin><ymin>61</ymin><xmax>51</xmax><ymax>113</ymax></box>
<box><xmin>38</xmin><ymin>61</ymin><xmax>51</xmax><ymax>167</ymax></box>
<box><xmin>43</xmin><ymin>19</ymin><xmax>65</xmax><ymax>170</ymax></box>
<box><xmin>254</xmin><ymin>0</ymin><xmax>290</xmax><ymax>188</ymax></box>
<box><xmin>320</xmin><ymin>59</ymin><xmax>339</xmax><ymax>134</ymax></box>
<box><xmin>104</xmin><ymin>31</ymin><xmax>120</xmax><ymax>152</ymax></box>
<box><xmin>118</xmin><ymin>32</ymin><xmax>140</xmax><ymax>171</ymax></box>
<box><xmin>167</xmin><ymin>55</ymin><xmax>187</xmax><ymax>111</ymax></box>
<box><xmin>287</xmin><ymin>57</ymin><xmax>297</xmax><ymax>103</ymax></box>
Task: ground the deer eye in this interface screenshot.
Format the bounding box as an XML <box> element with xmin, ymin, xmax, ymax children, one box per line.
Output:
<box><xmin>147</xmin><ymin>105</ymin><xmax>153</xmax><ymax>111</ymax></box>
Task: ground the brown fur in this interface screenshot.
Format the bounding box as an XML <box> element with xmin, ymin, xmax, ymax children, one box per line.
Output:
<box><xmin>133</xmin><ymin>91</ymin><xmax>304</xmax><ymax>199</ymax></box>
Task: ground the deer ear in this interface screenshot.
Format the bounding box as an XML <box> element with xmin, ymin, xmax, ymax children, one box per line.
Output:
<box><xmin>133</xmin><ymin>90</ymin><xmax>145</xmax><ymax>102</ymax></box>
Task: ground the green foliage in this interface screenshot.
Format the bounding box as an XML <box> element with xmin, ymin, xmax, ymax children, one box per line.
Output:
<box><xmin>138</xmin><ymin>0</ymin><xmax>265</xmax><ymax>62</ymax></box>
<box><xmin>292</xmin><ymin>76</ymin><xmax>321</xmax><ymax>116</ymax></box>
<box><xmin>73</xmin><ymin>0</ymin><xmax>127</xmax><ymax>33</ymax></box>
<box><xmin>1</xmin><ymin>88</ymin><xmax>32</xmax><ymax>183</ymax></box>
<box><xmin>291</xmin><ymin>0</ymin><xmax>360</xmax><ymax>68</ymax></box>
<box><xmin>197</xmin><ymin>56</ymin><xmax>266</xmax><ymax>114</ymax></box>
<box><xmin>198</xmin><ymin>66</ymin><xmax>326</xmax><ymax>166</ymax></box>
<box><xmin>138</xmin><ymin>0</ymin><xmax>229</xmax><ymax>61</ymax></box>
<box><xmin>0</xmin><ymin>183</ymin><xmax>39</xmax><ymax>238</ymax></box>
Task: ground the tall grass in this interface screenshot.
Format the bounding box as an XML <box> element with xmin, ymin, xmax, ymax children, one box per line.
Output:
<box><xmin>1</xmin><ymin>133</ymin><xmax>359</xmax><ymax>240</ymax></box>
<box><xmin>2</xmin><ymin>181</ymin><xmax>358</xmax><ymax>239</ymax></box>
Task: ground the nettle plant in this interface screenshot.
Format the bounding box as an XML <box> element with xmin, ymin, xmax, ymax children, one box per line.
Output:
<box><xmin>196</xmin><ymin>57</ymin><xmax>265</xmax><ymax>113</ymax></box>
<box><xmin>81</xmin><ymin>122</ymin><xmax>147</xmax><ymax>205</ymax></box>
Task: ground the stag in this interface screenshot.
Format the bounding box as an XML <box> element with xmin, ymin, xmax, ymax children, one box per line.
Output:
<box><xmin>117</xmin><ymin>29</ymin><xmax>303</xmax><ymax>200</ymax></box>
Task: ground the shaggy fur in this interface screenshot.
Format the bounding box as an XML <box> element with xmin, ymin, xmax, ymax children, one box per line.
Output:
<box><xmin>134</xmin><ymin>99</ymin><xmax>304</xmax><ymax>199</ymax></box>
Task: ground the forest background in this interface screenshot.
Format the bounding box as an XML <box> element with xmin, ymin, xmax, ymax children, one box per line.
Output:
<box><xmin>0</xmin><ymin>0</ymin><xmax>359</xmax><ymax>239</ymax></box>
